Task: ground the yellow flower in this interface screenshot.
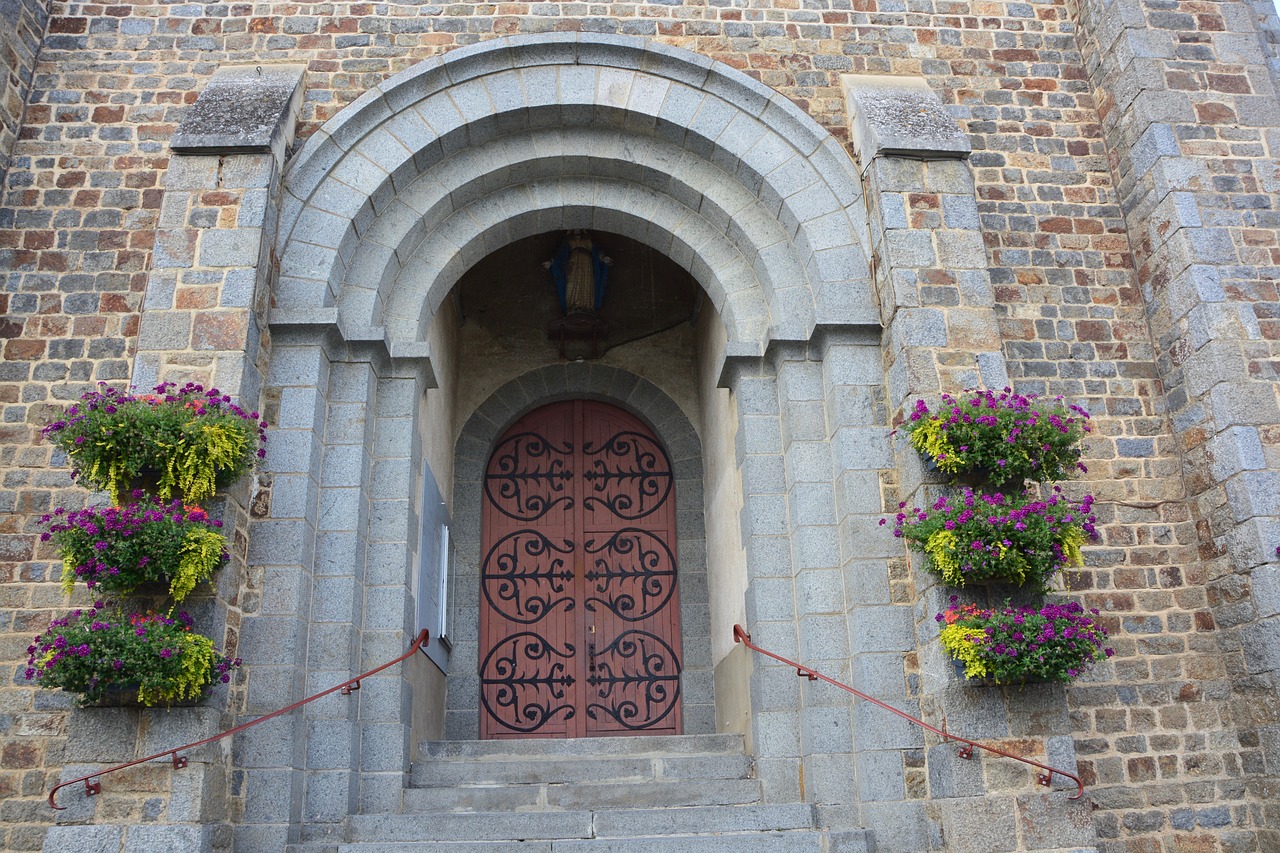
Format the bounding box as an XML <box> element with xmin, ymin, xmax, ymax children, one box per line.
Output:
<box><xmin>939</xmin><ymin>624</ymin><xmax>989</xmax><ymax>679</ymax></box>
<box><xmin>909</xmin><ymin>419</ymin><xmax>962</xmax><ymax>473</ymax></box>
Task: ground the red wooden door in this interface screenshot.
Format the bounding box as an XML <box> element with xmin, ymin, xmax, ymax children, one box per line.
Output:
<box><xmin>479</xmin><ymin>400</ymin><xmax>683</xmax><ymax>739</ymax></box>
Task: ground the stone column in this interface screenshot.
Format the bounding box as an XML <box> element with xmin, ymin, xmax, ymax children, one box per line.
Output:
<box><xmin>818</xmin><ymin>326</ymin><xmax>927</xmax><ymax>844</ymax></box>
<box><xmin>732</xmin><ymin>359</ymin><xmax>807</xmax><ymax>805</ymax></box>
<box><xmin>842</xmin><ymin>76</ymin><xmax>1095</xmax><ymax>851</ymax></box>
<box><xmin>41</xmin><ymin>64</ymin><xmax>308</xmax><ymax>853</ymax></box>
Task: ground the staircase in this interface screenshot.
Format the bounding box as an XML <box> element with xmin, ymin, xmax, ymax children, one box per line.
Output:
<box><xmin>334</xmin><ymin>733</ymin><xmax>870</xmax><ymax>851</ymax></box>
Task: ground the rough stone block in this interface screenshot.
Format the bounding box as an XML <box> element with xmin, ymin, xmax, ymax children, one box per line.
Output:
<box><xmin>1225</xmin><ymin>470</ymin><xmax>1280</xmax><ymax>524</ymax></box>
<box><xmin>884</xmin><ymin>230</ymin><xmax>938</xmax><ymax>269</ymax></box>
<box><xmin>854</xmin><ymin>697</ymin><xmax>923</xmax><ymax>750</ymax></box>
<box><xmin>1241</xmin><ymin>615</ymin><xmax>1280</xmax><ymax>675</ymax></box>
<box><xmin>136</xmin><ymin>310</ymin><xmax>194</xmax><ymax>351</ymax></box>
<box><xmin>123</xmin><ymin>824</ymin><xmax>214</xmax><ymax>853</ymax></box>
<box><xmin>848</xmin><ymin>605</ymin><xmax>913</xmax><ymax>653</ymax></box>
<box><xmin>42</xmin><ymin>825</ymin><xmax>121</xmax><ymax>853</ymax></box>
<box><xmin>198</xmin><ymin>228</ymin><xmax>262</xmax><ymax>268</ymax></box>
<box><xmin>841</xmin><ymin>75</ymin><xmax>971</xmax><ymax>162</ymax></box>
<box><xmin>302</xmin><ymin>769</ymin><xmax>352</xmax><ymax>823</ymax></box>
<box><xmin>848</xmin><ymin>652</ymin><xmax>906</xmax><ymax>698</ymax></box>
<box><xmin>936</xmin><ymin>796</ymin><xmax>1023</xmax><ymax>851</ymax></box>
<box><xmin>857</xmin><ymin>749</ymin><xmax>906</xmax><ymax>801</ymax></box>
<box><xmin>1015</xmin><ymin>792</ymin><xmax>1097</xmax><ymax>850</ymax></box>
<box><xmin>172</xmin><ymin>64</ymin><xmax>306</xmax><ymax>155</ymax></box>
<box><xmin>927</xmin><ymin>741</ymin><xmax>986</xmax><ymax>798</ymax></box>
<box><xmin>861</xmin><ymin>800</ymin><xmax>939</xmax><ymax>853</ymax></box>
<box><xmin>163</xmin><ymin>155</ymin><xmax>221</xmax><ymax>190</ymax></box>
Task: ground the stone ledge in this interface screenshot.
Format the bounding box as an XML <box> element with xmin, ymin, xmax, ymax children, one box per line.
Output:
<box><xmin>172</xmin><ymin>64</ymin><xmax>307</xmax><ymax>157</ymax></box>
<box><xmin>841</xmin><ymin>75</ymin><xmax>971</xmax><ymax>165</ymax></box>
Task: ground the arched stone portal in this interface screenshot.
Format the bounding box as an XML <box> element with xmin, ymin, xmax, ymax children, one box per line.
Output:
<box><xmin>249</xmin><ymin>32</ymin><xmax>894</xmax><ymax>848</ymax></box>
<box><xmin>272</xmin><ymin>32</ymin><xmax>878</xmax><ymax>355</ymax></box>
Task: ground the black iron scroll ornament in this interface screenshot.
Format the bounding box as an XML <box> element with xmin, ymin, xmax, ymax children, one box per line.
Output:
<box><xmin>583</xmin><ymin>528</ymin><xmax>677</xmax><ymax>621</ymax></box>
<box><xmin>481</xmin><ymin>530</ymin><xmax>576</xmax><ymax>623</ymax></box>
<box><xmin>582</xmin><ymin>431</ymin><xmax>673</xmax><ymax>520</ymax></box>
<box><xmin>586</xmin><ymin>629</ymin><xmax>682</xmax><ymax>730</ymax></box>
<box><xmin>484</xmin><ymin>431</ymin><xmax>574</xmax><ymax>521</ymax></box>
<box><xmin>481</xmin><ymin>632</ymin><xmax>578</xmax><ymax>733</ymax></box>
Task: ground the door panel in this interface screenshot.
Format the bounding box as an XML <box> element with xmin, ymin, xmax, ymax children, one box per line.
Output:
<box><xmin>480</xmin><ymin>400</ymin><xmax>683</xmax><ymax>739</ymax></box>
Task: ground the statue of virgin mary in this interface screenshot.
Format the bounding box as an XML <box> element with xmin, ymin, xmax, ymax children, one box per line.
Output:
<box><xmin>547</xmin><ymin>230</ymin><xmax>612</xmax><ymax>315</ymax></box>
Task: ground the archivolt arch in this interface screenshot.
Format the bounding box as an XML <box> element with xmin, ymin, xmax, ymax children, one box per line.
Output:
<box><xmin>275</xmin><ymin>33</ymin><xmax>876</xmax><ymax>356</ymax></box>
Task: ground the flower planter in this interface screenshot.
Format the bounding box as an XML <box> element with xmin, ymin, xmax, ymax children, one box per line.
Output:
<box><xmin>936</xmin><ymin>598</ymin><xmax>1112</xmax><ymax>685</ymax></box>
<box><xmin>42</xmin><ymin>499</ymin><xmax>228</xmax><ymax>603</ymax></box>
<box><xmin>25</xmin><ymin>606</ymin><xmax>239</xmax><ymax>708</ymax></box>
<box><xmin>902</xmin><ymin>388</ymin><xmax>1090</xmax><ymax>489</ymax></box>
<box><xmin>888</xmin><ymin>487</ymin><xmax>1097</xmax><ymax>592</ymax></box>
<box><xmin>42</xmin><ymin>382</ymin><xmax>267</xmax><ymax>505</ymax></box>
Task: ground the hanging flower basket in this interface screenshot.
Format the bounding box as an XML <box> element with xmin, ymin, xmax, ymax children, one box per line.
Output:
<box><xmin>42</xmin><ymin>382</ymin><xmax>267</xmax><ymax>505</ymax></box>
<box><xmin>884</xmin><ymin>486</ymin><xmax>1098</xmax><ymax>591</ymax></box>
<box><xmin>25</xmin><ymin>606</ymin><xmax>240</xmax><ymax>707</ymax></box>
<box><xmin>902</xmin><ymin>388</ymin><xmax>1090</xmax><ymax>488</ymax></box>
<box><xmin>937</xmin><ymin>598</ymin><xmax>1113</xmax><ymax>685</ymax></box>
<box><xmin>42</xmin><ymin>497</ymin><xmax>228</xmax><ymax>603</ymax></box>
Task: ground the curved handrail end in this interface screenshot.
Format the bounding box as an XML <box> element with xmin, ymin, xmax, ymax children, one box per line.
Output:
<box><xmin>732</xmin><ymin>624</ymin><xmax>1086</xmax><ymax>801</ymax></box>
<box><xmin>47</xmin><ymin>629</ymin><xmax>429</xmax><ymax>810</ymax></box>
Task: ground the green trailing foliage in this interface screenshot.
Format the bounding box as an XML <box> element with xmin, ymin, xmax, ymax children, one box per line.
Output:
<box><xmin>42</xmin><ymin>498</ymin><xmax>228</xmax><ymax>603</ymax></box>
<box><xmin>43</xmin><ymin>382</ymin><xmax>267</xmax><ymax>505</ymax></box>
<box><xmin>25</xmin><ymin>606</ymin><xmax>240</xmax><ymax>707</ymax></box>
<box><xmin>902</xmin><ymin>388</ymin><xmax>1090</xmax><ymax>488</ymax></box>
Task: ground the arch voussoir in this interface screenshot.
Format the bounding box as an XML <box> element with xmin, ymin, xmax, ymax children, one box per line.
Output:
<box><xmin>276</xmin><ymin>33</ymin><xmax>875</xmax><ymax>356</ymax></box>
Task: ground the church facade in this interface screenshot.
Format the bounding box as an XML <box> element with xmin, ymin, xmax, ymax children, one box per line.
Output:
<box><xmin>1</xmin><ymin>3</ymin><xmax>1279</xmax><ymax>852</ymax></box>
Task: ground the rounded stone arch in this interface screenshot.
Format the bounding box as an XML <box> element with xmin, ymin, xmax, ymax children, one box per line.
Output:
<box><xmin>275</xmin><ymin>32</ymin><xmax>877</xmax><ymax>359</ymax></box>
<box><xmin>444</xmin><ymin>362</ymin><xmax>713</xmax><ymax>740</ymax></box>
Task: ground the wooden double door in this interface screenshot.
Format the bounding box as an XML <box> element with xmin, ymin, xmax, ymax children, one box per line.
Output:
<box><xmin>479</xmin><ymin>400</ymin><xmax>683</xmax><ymax>739</ymax></box>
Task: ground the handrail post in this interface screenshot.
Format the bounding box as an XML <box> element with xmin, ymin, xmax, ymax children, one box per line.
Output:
<box><xmin>733</xmin><ymin>624</ymin><xmax>1085</xmax><ymax>800</ymax></box>
<box><xmin>48</xmin><ymin>629</ymin><xmax>429</xmax><ymax>810</ymax></box>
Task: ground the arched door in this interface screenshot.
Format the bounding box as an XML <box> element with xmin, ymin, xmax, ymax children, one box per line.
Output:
<box><xmin>479</xmin><ymin>400</ymin><xmax>683</xmax><ymax>739</ymax></box>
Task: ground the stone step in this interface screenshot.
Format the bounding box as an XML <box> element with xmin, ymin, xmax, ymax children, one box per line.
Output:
<box><xmin>349</xmin><ymin>804</ymin><xmax>818</xmax><ymax>844</ymax></box>
<box><xmin>336</xmin><ymin>828</ymin><xmax>872</xmax><ymax>852</ymax></box>
<box><xmin>410</xmin><ymin>751</ymin><xmax>753</xmax><ymax>788</ymax></box>
<box><xmin>418</xmin><ymin>734</ymin><xmax>744</xmax><ymax>761</ymax></box>
<box><xmin>402</xmin><ymin>777</ymin><xmax>764</xmax><ymax>813</ymax></box>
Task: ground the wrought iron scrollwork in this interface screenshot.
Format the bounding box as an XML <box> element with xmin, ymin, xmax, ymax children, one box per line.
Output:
<box><xmin>581</xmin><ymin>431</ymin><xmax>673</xmax><ymax>520</ymax></box>
<box><xmin>583</xmin><ymin>528</ymin><xmax>676</xmax><ymax>621</ymax></box>
<box><xmin>485</xmin><ymin>431</ymin><xmax>574</xmax><ymax>521</ymax></box>
<box><xmin>482</xmin><ymin>530</ymin><xmax>576</xmax><ymax>623</ymax></box>
<box><xmin>481</xmin><ymin>632</ymin><xmax>577</xmax><ymax>733</ymax></box>
<box><xmin>585</xmin><ymin>630</ymin><xmax>681</xmax><ymax>730</ymax></box>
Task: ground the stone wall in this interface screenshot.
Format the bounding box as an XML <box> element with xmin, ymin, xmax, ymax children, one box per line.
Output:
<box><xmin>0</xmin><ymin>3</ymin><xmax>1277</xmax><ymax>852</ymax></box>
<box><xmin>0</xmin><ymin>0</ymin><xmax>47</xmax><ymax>189</ymax></box>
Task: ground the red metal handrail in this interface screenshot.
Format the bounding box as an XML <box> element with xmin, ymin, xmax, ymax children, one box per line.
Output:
<box><xmin>48</xmin><ymin>629</ymin><xmax>429</xmax><ymax>809</ymax></box>
<box><xmin>732</xmin><ymin>624</ymin><xmax>1085</xmax><ymax>799</ymax></box>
